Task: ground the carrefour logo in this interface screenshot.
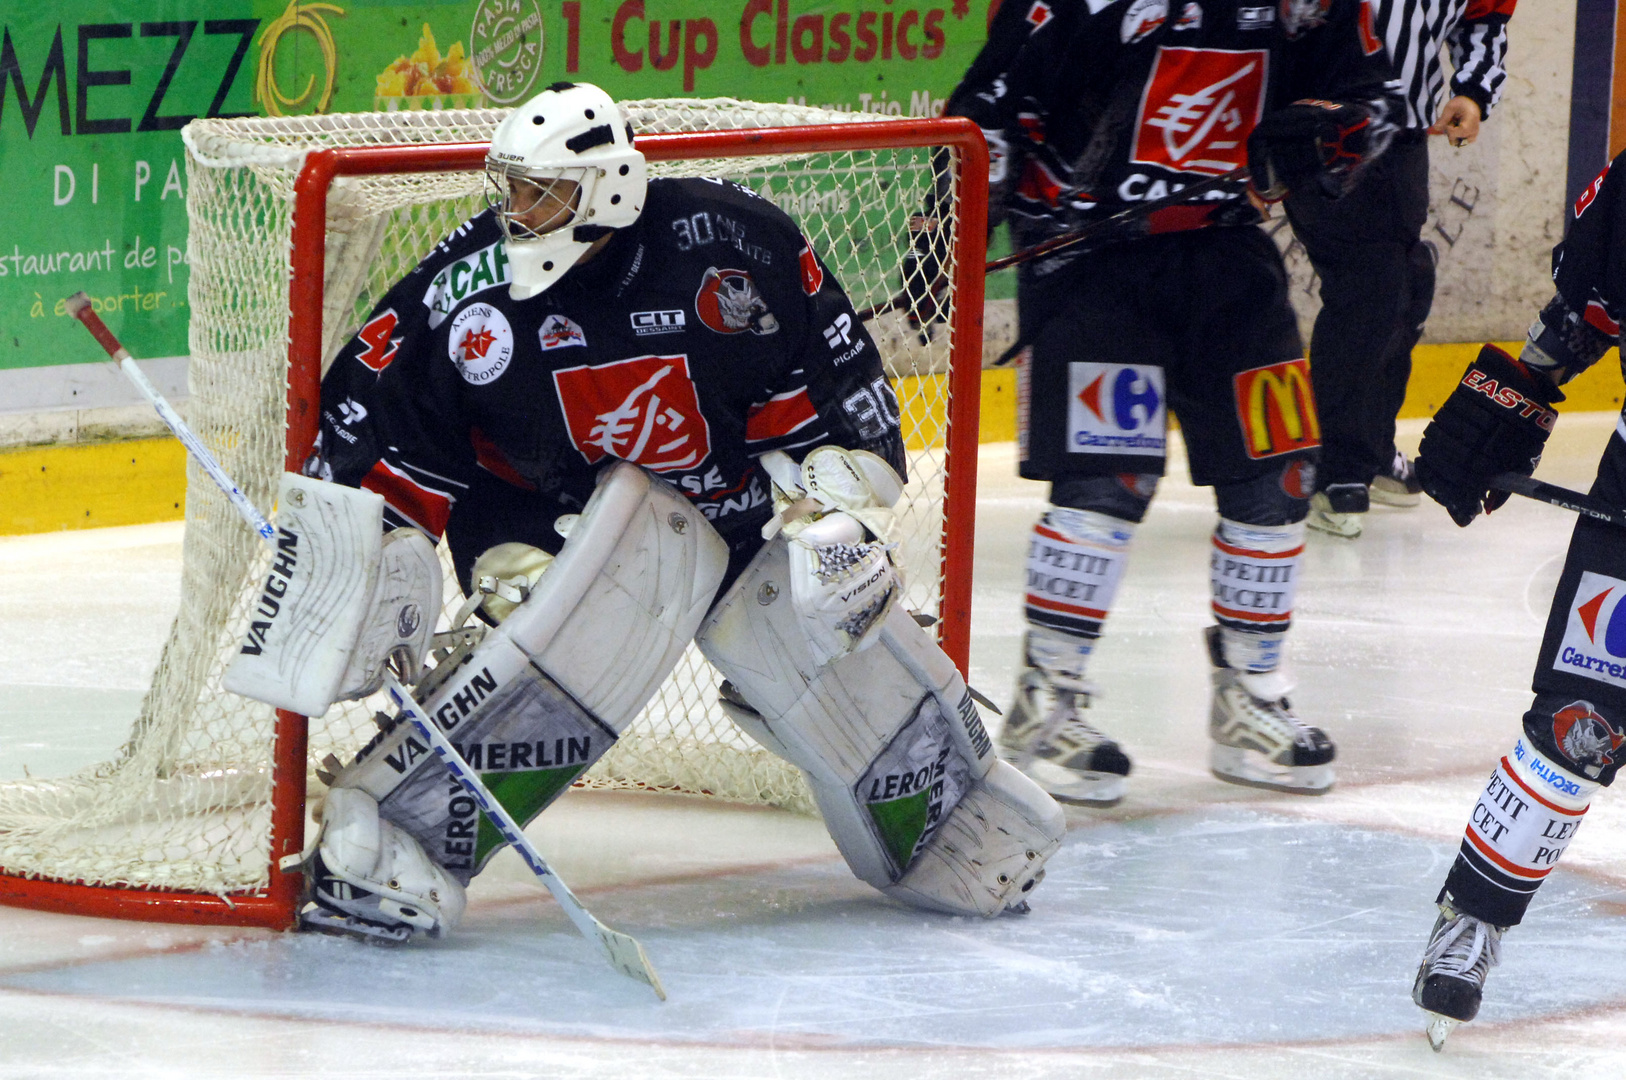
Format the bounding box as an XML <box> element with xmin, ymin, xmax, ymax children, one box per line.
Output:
<box><xmin>1556</xmin><ymin>572</ymin><xmax>1626</xmax><ymax>689</ymax></box>
<box><xmin>1066</xmin><ymin>362</ymin><xmax>1167</xmax><ymax>456</ymax></box>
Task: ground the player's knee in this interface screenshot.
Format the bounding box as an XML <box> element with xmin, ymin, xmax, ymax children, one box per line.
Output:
<box><xmin>1523</xmin><ymin>695</ymin><xmax>1626</xmax><ymax>787</ymax></box>
<box><xmin>1051</xmin><ymin>473</ymin><xmax>1159</xmax><ymax>523</ymax></box>
<box><xmin>1214</xmin><ymin>459</ymin><xmax>1315</xmax><ymax>526</ymax></box>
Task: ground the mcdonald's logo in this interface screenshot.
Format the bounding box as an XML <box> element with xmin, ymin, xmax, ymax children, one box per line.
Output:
<box><xmin>1233</xmin><ymin>359</ymin><xmax>1321</xmax><ymax>459</ymax></box>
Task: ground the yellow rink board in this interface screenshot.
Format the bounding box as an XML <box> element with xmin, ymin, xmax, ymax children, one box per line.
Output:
<box><xmin>3</xmin><ymin>343</ymin><xmax>1623</xmax><ymax>536</ymax></box>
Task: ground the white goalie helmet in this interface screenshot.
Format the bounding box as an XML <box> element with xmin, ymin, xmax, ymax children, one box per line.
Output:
<box><xmin>485</xmin><ymin>82</ymin><xmax>648</xmax><ymax>300</ymax></box>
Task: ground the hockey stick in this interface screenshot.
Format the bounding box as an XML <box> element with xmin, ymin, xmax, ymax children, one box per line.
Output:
<box><xmin>857</xmin><ymin>166</ymin><xmax>1249</xmax><ymax>323</ymax></box>
<box><xmin>65</xmin><ymin>293</ymin><xmax>275</xmax><ymax>543</ymax></box>
<box><xmin>383</xmin><ymin>674</ymin><xmax>666</xmax><ymax>999</ymax></box>
<box><xmin>1489</xmin><ymin>472</ymin><xmax>1626</xmax><ymax>530</ymax></box>
<box><xmin>66</xmin><ymin>292</ymin><xmax>668</xmax><ymax>1000</ymax></box>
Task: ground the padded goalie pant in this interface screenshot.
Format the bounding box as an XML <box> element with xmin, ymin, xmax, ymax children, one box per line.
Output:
<box><xmin>1284</xmin><ymin>135</ymin><xmax>1434</xmax><ymax>489</ymax></box>
<box><xmin>1440</xmin><ymin>414</ymin><xmax>1626</xmax><ymax>926</ymax></box>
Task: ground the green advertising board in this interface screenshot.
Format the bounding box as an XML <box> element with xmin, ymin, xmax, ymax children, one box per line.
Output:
<box><xmin>0</xmin><ymin>0</ymin><xmax>997</xmax><ymax>376</ymax></box>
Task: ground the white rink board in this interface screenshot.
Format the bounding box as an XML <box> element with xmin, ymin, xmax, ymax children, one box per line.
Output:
<box><xmin>5</xmin><ymin>414</ymin><xmax>1626</xmax><ymax>1078</ymax></box>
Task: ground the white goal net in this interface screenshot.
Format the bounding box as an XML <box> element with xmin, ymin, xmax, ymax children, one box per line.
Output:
<box><xmin>0</xmin><ymin>99</ymin><xmax>983</xmax><ymax>914</ymax></box>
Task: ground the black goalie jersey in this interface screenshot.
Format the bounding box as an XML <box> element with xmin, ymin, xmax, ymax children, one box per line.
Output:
<box><xmin>309</xmin><ymin>177</ymin><xmax>904</xmax><ymax>583</ymax></box>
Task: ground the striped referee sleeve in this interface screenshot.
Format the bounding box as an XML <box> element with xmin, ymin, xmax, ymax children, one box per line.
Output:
<box><xmin>1447</xmin><ymin>0</ymin><xmax>1515</xmax><ymax>119</ymax></box>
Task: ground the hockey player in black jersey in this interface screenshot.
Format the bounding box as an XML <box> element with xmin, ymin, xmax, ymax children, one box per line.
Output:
<box><xmin>931</xmin><ymin>0</ymin><xmax>1402</xmax><ymax>804</ymax></box>
<box><xmin>1409</xmin><ymin>151</ymin><xmax>1626</xmax><ymax>1049</ymax></box>
<box><xmin>253</xmin><ymin>83</ymin><xmax>1065</xmax><ymax>944</ymax></box>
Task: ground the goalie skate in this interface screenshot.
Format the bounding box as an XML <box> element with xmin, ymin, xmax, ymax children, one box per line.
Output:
<box><xmin>1205</xmin><ymin>628</ymin><xmax>1335</xmax><ymax>794</ymax></box>
<box><xmin>1412</xmin><ymin>904</ymin><xmax>1503</xmax><ymax>1051</ymax></box>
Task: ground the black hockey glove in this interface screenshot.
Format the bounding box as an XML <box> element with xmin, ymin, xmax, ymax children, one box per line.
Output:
<box><xmin>1247</xmin><ymin>100</ymin><xmax>1376</xmax><ymax>201</ymax></box>
<box><xmin>1415</xmin><ymin>344</ymin><xmax>1564</xmax><ymax>527</ymax></box>
<box><xmin>899</xmin><ymin>212</ymin><xmax>948</xmax><ymax>329</ymax></box>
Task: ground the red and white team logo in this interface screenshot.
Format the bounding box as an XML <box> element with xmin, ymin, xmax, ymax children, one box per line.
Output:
<box><xmin>552</xmin><ymin>354</ymin><xmax>712</xmax><ymax>473</ymax></box>
<box><xmin>1552</xmin><ymin>700</ymin><xmax>1626</xmax><ymax>774</ymax></box>
<box><xmin>1575</xmin><ymin>162</ymin><xmax>1611</xmax><ymax>219</ymax></box>
<box><xmin>538</xmin><ymin>313</ymin><xmax>586</xmax><ymax>351</ymax></box>
<box><xmin>1025</xmin><ymin>1</ymin><xmax>1053</xmax><ymax>30</ymax></box>
<box><xmin>696</xmin><ymin>267</ymin><xmax>780</xmax><ymax>336</ymax></box>
<box><xmin>1132</xmin><ymin>47</ymin><xmax>1268</xmax><ymax>175</ymax></box>
<box><xmin>446</xmin><ymin>303</ymin><xmax>514</xmax><ymax>386</ymax></box>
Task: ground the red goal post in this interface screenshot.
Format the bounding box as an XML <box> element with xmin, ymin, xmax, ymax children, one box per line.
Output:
<box><xmin>0</xmin><ymin>113</ymin><xmax>988</xmax><ymax>930</ymax></box>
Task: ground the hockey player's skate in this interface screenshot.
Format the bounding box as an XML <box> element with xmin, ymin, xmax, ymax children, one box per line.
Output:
<box><xmin>1206</xmin><ymin>628</ymin><xmax>1335</xmax><ymax>794</ymax></box>
<box><xmin>1001</xmin><ymin>643</ymin><xmax>1131</xmax><ymax>806</ymax></box>
<box><xmin>1412</xmin><ymin>903</ymin><xmax>1503</xmax><ymax>1051</ymax></box>
<box><xmin>1370</xmin><ymin>449</ymin><xmax>1423</xmax><ymax>507</ymax></box>
<box><xmin>1306</xmin><ymin>483</ymin><xmax>1368</xmax><ymax>538</ymax></box>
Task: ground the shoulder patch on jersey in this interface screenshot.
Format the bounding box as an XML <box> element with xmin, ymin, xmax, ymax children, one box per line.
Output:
<box><xmin>447</xmin><ymin>303</ymin><xmax>514</xmax><ymax>386</ymax></box>
<box><xmin>1122</xmin><ymin>0</ymin><xmax>1168</xmax><ymax>42</ymax></box>
<box><xmin>552</xmin><ymin>354</ymin><xmax>712</xmax><ymax>473</ymax></box>
<box><xmin>538</xmin><ymin>313</ymin><xmax>587</xmax><ymax>350</ymax></box>
<box><xmin>423</xmin><ymin>240</ymin><xmax>511</xmax><ymax>329</ymax></box>
<box><xmin>1555</xmin><ymin>573</ymin><xmax>1626</xmax><ymax>692</ymax></box>
<box><xmin>696</xmin><ymin>267</ymin><xmax>779</xmax><ymax>335</ymax></box>
<box><xmin>354</xmin><ymin>309</ymin><xmax>402</xmax><ymax>373</ymax></box>
<box><xmin>1175</xmin><ymin>2</ymin><xmax>1202</xmax><ymax>30</ymax></box>
<box><xmin>799</xmin><ymin>245</ymin><xmax>824</xmax><ymax>296</ymax></box>
<box><xmin>1031</xmin><ymin>1</ymin><xmax>1061</xmax><ymax>26</ymax></box>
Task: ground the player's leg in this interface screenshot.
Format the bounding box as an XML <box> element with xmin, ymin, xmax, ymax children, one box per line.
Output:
<box><xmin>697</xmin><ymin>536</ymin><xmax>1065</xmax><ymax>917</ymax></box>
<box><xmin>1003</xmin><ymin>250</ymin><xmax>1177</xmax><ymax>805</ymax></box>
<box><xmin>304</xmin><ymin>463</ymin><xmax>730</xmax><ymax>941</ymax></box>
<box><xmin>1415</xmin><ymin>424</ymin><xmax>1626</xmax><ymax>1039</ymax></box>
<box><xmin>1369</xmin><ymin>236</ymin><xmax>1436</xmax><ymax>507</ymax></box>
<box><xmin>1284</xmin><ymin>137</ymin><xmax>1429</xmax><ymax>536</ymax></box>
<box><xmin>1177</xmin><ymin>227</ymin><xmax>1335</xmax><ymax>794</ymax></box>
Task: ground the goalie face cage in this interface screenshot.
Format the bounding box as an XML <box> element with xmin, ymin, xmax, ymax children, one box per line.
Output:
<box><xmin>0</xmin><ymin>103</ymin><xmax>988</xmax><ymax>929</ymax></box>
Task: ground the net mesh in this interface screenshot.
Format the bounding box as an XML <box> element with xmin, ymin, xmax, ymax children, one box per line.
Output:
<box><xmin>0</xmin><ymin>99</ymin><xmax>971</xmax><ymax>899</ymax></box>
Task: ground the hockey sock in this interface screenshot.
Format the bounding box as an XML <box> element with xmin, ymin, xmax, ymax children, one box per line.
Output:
<box><xmin>1439</xmin><ymin>735</ymin><xmax>1597</xmax><ymax>928</ymax></box>
<box><xmin>1024</xmin><ymin>508</ymin><xmax>1137</xmax><ymax>679</ymax></box>
<box><xmin>1210</xmin><ymin>518</ymin><xmax>1304</xmax><ymax>674</ymax></box>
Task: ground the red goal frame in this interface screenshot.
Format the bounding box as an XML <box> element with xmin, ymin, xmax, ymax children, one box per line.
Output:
<box><xmin>0</xmin><ymin>117</ymin><xmax>988</xmax><ymax>929</ymax></box>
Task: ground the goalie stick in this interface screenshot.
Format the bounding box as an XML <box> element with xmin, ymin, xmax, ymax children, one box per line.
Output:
<box><xmin>1489</xmin><ymin>472</ymin><xmax>1626</xmax><ymax>531</ymax></box>
<box><xmin>65</xmin><ymin>291</ymin><xmax>667</xmax><ymax>1000</ymax></box>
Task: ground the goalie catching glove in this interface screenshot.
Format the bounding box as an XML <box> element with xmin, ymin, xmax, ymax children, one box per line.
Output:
<box><xmin>1247</xmin><ymin>99</ymin><xmax>1382</xmax><ymax>202</ymax></box>
<box><xmin>1415</xmin><ymin>344</ymin><xmax>1563</xmax><ymax>527</ymax></box>
<box><xmin>760</xmin><ymin>446</ymin><xmax>906</xmax><ymax>668</ymax></box>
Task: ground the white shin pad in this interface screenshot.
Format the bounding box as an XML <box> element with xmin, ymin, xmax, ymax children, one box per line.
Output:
<box><xmin>326</xmin><ymin>463</ymin><xmax>729</xmax><ymax>888</ymax></box>
<box><xmin>698</xmin><ymin>538</ymin><xmax>1065</xmax><ymax>917</ymax></box>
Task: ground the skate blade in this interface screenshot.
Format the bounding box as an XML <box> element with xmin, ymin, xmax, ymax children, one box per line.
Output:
<box><xmin>1369</xmin><ymin>481</ymin><xmax>1421</xmax><ymax>508</ymax></box>
<box><xmin>1306</xmin><ymin>510</ymin><xmax>1363</xmax><ymax>538</ymax></box>
<box><xmin>1016</xmin><ymin>759</ymin><xmax>1127</xmax><ymax>807</ymax></box>
<box><xmin>298</xmin><ymin>905</ymin><xmax>413</xmax><ymax>946</ymax></box>
<box><xmin>1210</xmin><ymin>745</ymin><xmax>1334</xmax><ymax>795</ymax></box>
<box><xmin>1424</xmin><ymin>1013</ymin><xmax>1459</xmax><ymax>1052</ymax></box>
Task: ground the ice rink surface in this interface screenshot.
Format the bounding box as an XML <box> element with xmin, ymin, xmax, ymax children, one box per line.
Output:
<box><xmin>5</xmin><ymin>415</ymin><xmax>1626</xmax><ymax>1078</ymax></box>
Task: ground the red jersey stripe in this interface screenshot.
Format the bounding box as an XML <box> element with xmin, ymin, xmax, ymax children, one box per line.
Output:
<box><xmin>360</xmin><ymin>459</ymin><xmax>453</xmax><ymax>538</ymax></box>
<box><xmin>746</xmin><ymin>389</ymin><xmax>819</xmax><ymax>443</ymax></box>
<box><xmin>1025</xmin><ymin>592</ymin><xmax>1109</xmax><ymax>621</ymax></box>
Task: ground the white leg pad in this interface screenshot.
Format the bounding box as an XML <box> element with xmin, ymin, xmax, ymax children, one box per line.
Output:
<box><xmin>306</xmin><ymin>787</ymin><xmax>467</xmax><ymax>940</ymax></box>
<box><xmin>886</xmin><ymin>758</ymin><xmax>1065</xmax><ymax>917</ymax></box>
<box><xmin>331</xmin><ymin>462</ymin><xmax>728</xmax><ymax>882</ymax></box>
<box><xmin>699</xmin><ymin>538</ymin><xmax>1064</xmax><ymax>915</ymax></box>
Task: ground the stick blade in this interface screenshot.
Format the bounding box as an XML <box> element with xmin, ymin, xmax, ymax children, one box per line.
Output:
<box><xmin>595</xmin><ymin>924</ymin><xmax>666</xmax><ymax>1000</ymax></box>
